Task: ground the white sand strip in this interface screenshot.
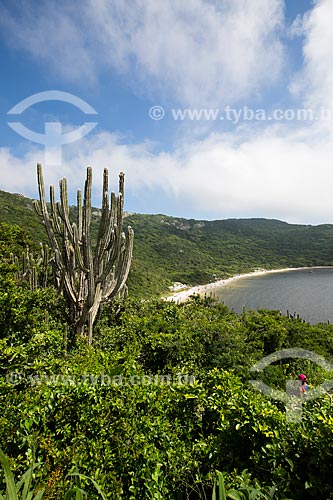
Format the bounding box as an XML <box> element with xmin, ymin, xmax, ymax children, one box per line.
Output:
<box><xmin>164</xmin><ymin>267</ymin><xmax>324</xmax><ymax>303</ymax></box>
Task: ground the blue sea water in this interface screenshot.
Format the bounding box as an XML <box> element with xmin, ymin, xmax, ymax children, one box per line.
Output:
<box><xmin>208</xmin><ymin>267</ymin><xmax>333</xmax><ymax>324</ymax></box>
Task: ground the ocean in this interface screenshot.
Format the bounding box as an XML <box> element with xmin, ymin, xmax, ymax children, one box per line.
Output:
<box><xmin>208</xmin><ymin>267</ymin><xmax>333</xmax><ymax>324</ymax></box>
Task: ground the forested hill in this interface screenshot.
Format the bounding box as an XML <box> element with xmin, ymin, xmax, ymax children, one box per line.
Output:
<box><xmin>1</xmin><ymin>189</ymin><xmax>333</xmax><ymax>297</ymax></box>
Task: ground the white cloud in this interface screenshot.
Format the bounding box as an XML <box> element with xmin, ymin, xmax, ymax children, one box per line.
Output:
<box><xmin>0</xmin><ymin>2</ymin><xmax>97</xmax><ymax>85</ymax></box>
<box><xmin>89</xmin><ymin>0</ymin><xmax>285</xmax><ymax>105</ymax></box>
<box><xmin>290</xmin><ymin>0</ymin><xmax>333</xmax><ymax>112</ymax></box>
<box><xmin>0</xmin><ymin>0</ymin><xmax>285</xmax><ymax>106</ymax></box>
<box><xmin>1</xmin><ymin>120</ymin><xmax>333</xmax><ymax>225</ymax></box>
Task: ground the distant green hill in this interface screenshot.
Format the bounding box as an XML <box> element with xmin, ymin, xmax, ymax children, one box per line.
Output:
<box><xmin>1</xmin><ymin>189</ymin><xmax>333</xmax><ymax>297</ymax></box>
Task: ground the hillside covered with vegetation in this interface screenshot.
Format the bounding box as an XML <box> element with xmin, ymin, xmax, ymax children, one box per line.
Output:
<box><xmin>1</xmin><ymin>243</ymin><xmax>333</xmax><ymax>497</ymax></box>
<box><xmin>1</xmin><ymin>189</ymin><xmax>333</xmax><ymax>297</ymax></box>
<box><xmin>1</xmin><ymin>189</ymin><xmax>333</xmax><ymax>498</ymax></box>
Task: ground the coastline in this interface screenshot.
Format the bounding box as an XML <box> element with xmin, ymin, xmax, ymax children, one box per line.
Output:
<box><xmin>164</xmin><ymin>266</ymin><xmax>330</xmax><ymax>303</ymax></box>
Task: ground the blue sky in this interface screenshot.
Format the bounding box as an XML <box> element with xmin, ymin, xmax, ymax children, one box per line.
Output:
<box><xmin>0</xmin><ymin>0</ymin><xmax>332</xmax><ymax>224</ymax></box>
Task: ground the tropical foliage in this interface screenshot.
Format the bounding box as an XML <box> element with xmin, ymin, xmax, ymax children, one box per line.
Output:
<box><xmin>1</xmin><ymin>202</ymin><xmax>333</xmax><ymax>499</ymax></box>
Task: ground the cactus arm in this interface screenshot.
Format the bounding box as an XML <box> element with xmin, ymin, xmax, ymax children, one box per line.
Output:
<box><xmin>77</xmin><ymin>189</ymin><xmax>83</xmax><ymax>241</ymax></box>
<box><xmin>50</xmin><ymin>185</ymin><xmax>62</xmax><ymax>234</ymax></box>
<box><xmin>33</xmin><ymin>199</ymin><xmax>42</xmax><ymax>217</ymax></box>
<box><xmin>94</xmin><ymin>191</ymin><xmax>110</xmax><ymax>271</ymax></box>
<box><xmin>34</xmin><ymin>164</ymin><xmax>61</xmax><ymax>257</ymax></box>
<box><xmin>104</xmin><ymin>227</ymin><xmax>134</xmax><ymax>299</ymax></box>
<box><xmin>82</xmin><ymin>168</ymin><xmax>95</xmax><ymax>308</ymax></box>
<box><xmin>73</xmin><ymin>223</ymin><xmax>89</xmax><ymax>273</ymax></box>
<box><xmin>58</xmin><ymin>178</ymin><xmax>74</xmax><ymax>241</ymax></box>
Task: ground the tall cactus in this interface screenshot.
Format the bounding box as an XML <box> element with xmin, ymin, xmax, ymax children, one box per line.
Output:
<box><xmin>33</xmin><ymin>164</ymin><xmax>134</xmax><ymax>345</ymax></box>
<box><xmin>11</xmin><ymin>243</ymin><xmax>50</xmax><ymax>290</ymax></box>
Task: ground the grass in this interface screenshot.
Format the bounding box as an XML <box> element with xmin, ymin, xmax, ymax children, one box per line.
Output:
<box><xmin>0</xmin><ymin>450</ymin><xmax>107</xmax><ymax>500</ymax></box>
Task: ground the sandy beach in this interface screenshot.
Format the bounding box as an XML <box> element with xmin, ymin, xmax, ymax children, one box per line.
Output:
<box><xmin>164</xmin><ymin>267</ymin><xmax>318</xmax><ymax>303</ymax></box>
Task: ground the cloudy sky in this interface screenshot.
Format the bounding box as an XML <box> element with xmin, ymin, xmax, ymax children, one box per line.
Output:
<box><xmin>0</xmin><ymin>0</ymin><xmax>332</xmax><ymax>224</ymax></box>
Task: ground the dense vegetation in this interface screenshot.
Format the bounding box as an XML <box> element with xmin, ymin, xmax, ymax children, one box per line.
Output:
<box><xmin>1</xmin><ymin>217</ymin><xmax>333</xmax><ymax>499</ymax></box>
<box><xmin>1</xmin><ymin>189</ymin><xmax>333</xmax><ymax>297</ymax></box>
<box><xmin>1</xmin><ymin>288</ymin><xmax>333</xmax><ymax>498</ymax></box>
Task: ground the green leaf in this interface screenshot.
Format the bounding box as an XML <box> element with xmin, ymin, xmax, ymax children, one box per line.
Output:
<box><xmin>212</xmin><ymin>479</ymin><xmax>217</xmax><ymax>500</ymax></box>
<box><xmin>64</xmin><ymin>488</ymin><xmax>78</xmax><ymax>500</ymax></box>
<box><xmin>0</xmin><ymin>449</ymin><xmax>19</xmax><ymax>500</ymax></box>
<box><xmin>32</xmin><ymin>491</ymin><xmax>45</xmax><ymax>500</ymax></box>
<box><xmin>64</xmin><ymin>487</ymin><xmax>87</xmax><ymax>500</ymax></box>
<box><xmin>249</xmin><ymin>489</ymin><xmax>262</xmax><ymax>500</ymax></box>
<box><xmin>18</xmin><ymin>466</ymin><xmax>33</xmax><ymax>499</ymax></box>
<box><xmin>15</xmin><ymin>462</ymin><xmax>43</xmax><ymax>500</ymax></box>
<box><xmin>227</xmin><ymin>491</ymin><xmax>244</xmax><ymax>500</ymax></box>
<box><xmin>285</xmin><ymin>458</ymin><xmax>294</xmax><ymax>472</ymax></box>
<box><xmin>68</xmin><ymin>473</ymin><xmax>107</xmax><ymax>500</ymax></box>
<box><xmin>216</xmin><ymin>471</ymin><xmax>227</xmax><ymax>500</ymax></box>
